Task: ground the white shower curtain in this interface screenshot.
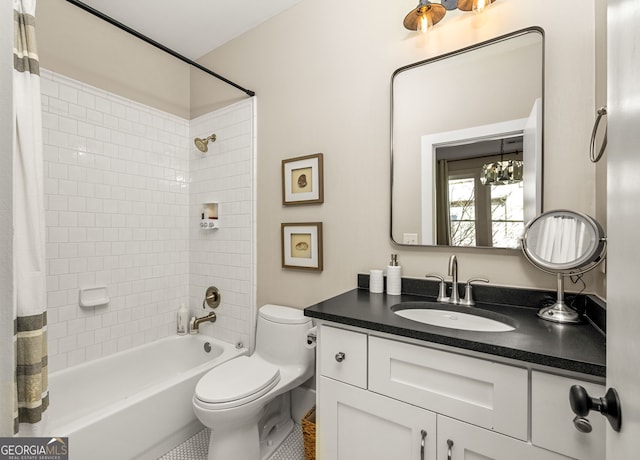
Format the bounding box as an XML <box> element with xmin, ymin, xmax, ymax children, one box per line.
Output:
<box><xmin>13</xmin><ymin>0</ymin><xmax>48</xmax><ymax>435</ymax></box>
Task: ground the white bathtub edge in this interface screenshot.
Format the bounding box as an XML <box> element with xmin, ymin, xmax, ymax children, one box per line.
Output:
<box><xmin>46</xmin><ymin>335</ymin><xmax>248</xmax><ymax>460</ymax></box>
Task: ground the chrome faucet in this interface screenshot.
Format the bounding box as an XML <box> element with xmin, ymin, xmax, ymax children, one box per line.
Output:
<box><xmin>448</xmin><ymin>255</ymin><xmax>460</xmax><ymax>304</ymax></box>
<box><xmin>189</xmin><ymin>311</ymin><xmax>216</xmax><ymax>334</ymax></box>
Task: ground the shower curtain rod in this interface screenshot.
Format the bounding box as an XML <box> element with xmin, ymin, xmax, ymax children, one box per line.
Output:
<box><xmin>64</xmin><ymin>0</ymin><xmax>256</xmax><ymax>97</ymax></box>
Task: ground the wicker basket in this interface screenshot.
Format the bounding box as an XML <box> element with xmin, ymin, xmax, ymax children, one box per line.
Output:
<box><xmin>301</xmin><ymin>406</ymin><xmax>316</xmax><ymax>460</ymax></box>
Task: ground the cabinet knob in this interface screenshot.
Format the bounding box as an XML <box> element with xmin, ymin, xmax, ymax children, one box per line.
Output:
<box><xmin>569</xmin><ymin>385</ymin><xmax>622</xmax><ymax>432</ymax></box>
<box><xmin>335</xmin><ymin>352</ymin><xmax>346</xmax><ymax>362</ymax></box>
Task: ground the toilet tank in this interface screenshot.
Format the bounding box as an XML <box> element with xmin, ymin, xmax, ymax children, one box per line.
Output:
<box><xmin>255</xmin><ymin>305</ymin><xmax>314</xmax><ymax>367</ymax></box>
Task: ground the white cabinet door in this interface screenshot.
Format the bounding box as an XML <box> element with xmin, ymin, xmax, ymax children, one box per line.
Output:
<box><xmin>437</xmin><ymin>416</ymin><xmax>572</xmax><ymax>460</ymax></box>
<box><xmin>318</xmin><ymin>376</ymin><xmax>437</xmax><ymax>460</ymax></box>
<box><xmin>437</xmin><ymin>415</ymin><xmax>569</xmax><ymax>460</ymax></box>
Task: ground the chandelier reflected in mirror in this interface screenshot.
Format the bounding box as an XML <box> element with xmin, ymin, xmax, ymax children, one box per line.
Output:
<box><xmin>480</xmin><ymin>139</ymin><xmax>523</xmax><ymax>186</ymax></box>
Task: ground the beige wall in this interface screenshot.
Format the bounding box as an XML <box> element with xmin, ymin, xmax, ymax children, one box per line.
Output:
<box><xmin>193</xmin><ymin>0</ymin><xmax>604</xmax><ymax>309</ymax></box>
<box><xmin>37</xmin><ymin>0</ymin><xmax>191</xmax><ymax>118</ymax></box>
<box><xmin>594</xmin><ymin>0</ymin><xmax>607</xmax><ymax>295</ymax></box>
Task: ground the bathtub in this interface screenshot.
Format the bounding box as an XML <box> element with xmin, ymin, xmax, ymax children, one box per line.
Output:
<box><xmin>45</xmin><ymin>334</ymin><xmax>248</xmax><ymax>460</ymax></box>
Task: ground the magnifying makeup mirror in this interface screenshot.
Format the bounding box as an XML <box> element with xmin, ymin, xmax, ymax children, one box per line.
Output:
<box><xmin>521</xmin><ymin>210</ymin><xmax>606</xmax><ymax>323</ymax></box>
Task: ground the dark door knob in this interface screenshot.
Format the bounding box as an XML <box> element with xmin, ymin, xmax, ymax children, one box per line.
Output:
<box><xmin>569</xmin><ymin>385</ymin><xmax>622</xmax><ymax>432</ymax></box>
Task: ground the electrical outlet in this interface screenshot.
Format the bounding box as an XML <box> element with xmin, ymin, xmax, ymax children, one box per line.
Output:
<box><xmin>403</xmin><ymin>233</ymin><xmax>418</xmax><ymax>245</ymax></box>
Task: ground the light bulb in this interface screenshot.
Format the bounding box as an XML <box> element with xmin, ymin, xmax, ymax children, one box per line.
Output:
<box><xmin>472</xmin><ymin>0</ymin><xmax>491</xmax><ymax>13</ymax></box>
<box><xmin>416</xmin><ymin>11</ymin><xmax>433</xmax><ymax>33</ymax></box>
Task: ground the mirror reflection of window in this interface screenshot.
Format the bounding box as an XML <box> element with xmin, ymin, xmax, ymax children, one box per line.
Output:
<box><xmin>490</xmin><ymin>182</ymin><xmax>524</xmax><ymax>248</ymax></box>
<box><xmin>448</xmin><ymin>176</ymin><xmax>477</xmax><ymax>247</ymax></box>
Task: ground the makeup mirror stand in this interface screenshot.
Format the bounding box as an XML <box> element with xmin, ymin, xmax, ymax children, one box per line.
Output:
<box><xmin>538</xmin><ymin>272</ymin><xmax>579</xmax><ymax>323</ymax></box>
<box><xmin>521</xmin><ymin>210</ymin><xmax>606</xmax><ymax>324</ymax></box>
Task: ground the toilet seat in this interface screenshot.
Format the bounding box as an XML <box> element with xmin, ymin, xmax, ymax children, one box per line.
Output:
<box><xmin>195</xmin><ymin>356</ymin><xmax>280</xmax><ymax>409</ymax></box>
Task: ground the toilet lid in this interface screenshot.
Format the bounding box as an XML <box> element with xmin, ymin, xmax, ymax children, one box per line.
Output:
<box><xmin>259</xmin><ymin>304</ymin><xmax>310</xmax><ymax>324</ymax></box>
<box><xmin>195</xmin><ymin>356</ymin><xmax>280</xmax><ymax>406</ymax></box>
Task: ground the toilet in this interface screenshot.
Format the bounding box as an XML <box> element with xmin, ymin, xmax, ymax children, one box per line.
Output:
<box><xmin>192</xmin><ymin>304</ymin><xmax>315</xmax><ymax>460</ymax></box>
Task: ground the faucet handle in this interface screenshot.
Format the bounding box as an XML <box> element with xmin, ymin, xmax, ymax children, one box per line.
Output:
<box><xmin>425</xmin><ymin>274</ymin><xmax>449</xmax><ymax>303</ymax></box>
<box><xmin>467</xmin><ymin>277</ymin><xmax>489</xmax><ymax>285</ymax></box>
<box><xmin>460</xmin><ymin>278</ymin><xmax>489</xmax><ymax>306</ymax></box>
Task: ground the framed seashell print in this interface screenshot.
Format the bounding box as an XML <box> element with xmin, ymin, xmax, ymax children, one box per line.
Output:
<box><xmin>281</xmin><ymin>222</ymin><xmax>323</xmax><ymax>271</ymax></box>
<box><xmin>282</xmin><ymin>153</ymin><xmax>324</xmax><ymax>205</ymax></box>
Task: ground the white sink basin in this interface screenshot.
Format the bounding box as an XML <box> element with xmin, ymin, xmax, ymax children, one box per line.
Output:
<box><xmin>393</xmin><ymin>307</ymin><xmax>515</xmax><ymax>332</ymax></box>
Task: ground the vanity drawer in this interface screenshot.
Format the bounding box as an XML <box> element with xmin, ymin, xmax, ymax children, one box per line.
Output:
<box><xmin>319</xmin><ymin>325</ymin><xmax>367</xmax><ymax>389</ymax></box>
<box><xmin>532</xmin><ymin>371</ymin><xmax>605</xmax><ymax>460</ymax></box>
<box><xmin>368</xmin><ymin>336</ymin><xmax>528</xmax><ymax>441</ymax></box>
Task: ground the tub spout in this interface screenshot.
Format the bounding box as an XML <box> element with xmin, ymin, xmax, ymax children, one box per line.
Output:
<box><xmin>190</xmin><ymin>312</ymin><xmax>217</xmax><ymax>334</ymax></box>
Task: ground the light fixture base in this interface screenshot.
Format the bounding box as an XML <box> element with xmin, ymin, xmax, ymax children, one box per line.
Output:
<box><xmin>537</xmin><ymin>302</ymin><xmax>581</xmax><ymax>324</ymax></box>
<box><xmin>441</xmin><ymin>0</ymin><xmax>459</xmax><ymax>10</ymax></box>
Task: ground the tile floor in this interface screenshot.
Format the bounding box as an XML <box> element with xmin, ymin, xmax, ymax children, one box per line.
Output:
<box><xmin>159</xmin><ymin>424</ymin><xmax>305</xmax><ymax>460</ymax></box>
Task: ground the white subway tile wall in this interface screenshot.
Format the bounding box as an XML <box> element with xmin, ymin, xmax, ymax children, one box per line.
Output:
<box><xmin>41</xmin><ymin>70</ymin><xmax>255</xmax><ymax>371</ymax></box>
<box><xmin>189</xmin><ymin>101</ymin><xmax>256</xmax><ymax>350</ymax></box>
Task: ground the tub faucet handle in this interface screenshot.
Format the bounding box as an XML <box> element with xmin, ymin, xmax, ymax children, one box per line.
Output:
<box><xmin>203</xmin><ymin>286</ymin><xmax>221</xmax><ymax>309</ymax></box>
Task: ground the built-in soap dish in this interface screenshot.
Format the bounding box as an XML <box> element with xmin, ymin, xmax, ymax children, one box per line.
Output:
<box><xmin>79</xmin><ymin>286</ymin><xmax>109</xmax><ymax>308</ymax></box>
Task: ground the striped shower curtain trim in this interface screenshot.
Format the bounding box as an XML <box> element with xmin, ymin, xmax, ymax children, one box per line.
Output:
<box><xmin>15</xmin><ymin>313</ymin><xmax>49</xmax><ymax>431</ymax></box>
<box><xmin>13</xmin><ymin>7</ymin><xmax>39</xmax><ymax>76</ymax></box>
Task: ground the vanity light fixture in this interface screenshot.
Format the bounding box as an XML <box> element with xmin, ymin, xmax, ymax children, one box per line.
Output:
<box><xmin>404</xmin><ymin>0</ymin><xmax>446</xmax><ymax>33</ymax></box>
<box><xmin>404</xmin><ymin>0</ymin><xmax>496</xmax><ymax>33</ymax></box>
<box><xmin>480</xmin><ymin>139</ymin><xmax>523</xmax><ymax>186</ymax></box>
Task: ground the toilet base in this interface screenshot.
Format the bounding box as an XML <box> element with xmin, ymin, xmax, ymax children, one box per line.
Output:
<box><xmin>260</xmin><ymin>417</ymin><xmax>294</xmax><ymax>460</ymax></box>
<box><xmin>204</xmin><ymin>393</ymin><xmax>295</xmax><ymax>460</ymax></box>
<box><xmin>258</xmin><ymin>393</ymin><xmax>294</xmax><ymax>460</ymax></box>
<box><xmin>207</xmin><ymin>421</ymin><xmax>257</xmax><ymax>460</ymax></box>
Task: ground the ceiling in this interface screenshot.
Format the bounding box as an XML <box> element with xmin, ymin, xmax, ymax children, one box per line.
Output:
<box><xmin>78</xmin><ymin>0</ymin><xmax>305</xmax><ymax>60</ymax></box>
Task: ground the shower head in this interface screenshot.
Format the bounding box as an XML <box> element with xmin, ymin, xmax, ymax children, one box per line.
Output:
<box><xmin>194</xmin><ymin>134</ymin><xmax>216</xmax><ymax>153</ymax></box>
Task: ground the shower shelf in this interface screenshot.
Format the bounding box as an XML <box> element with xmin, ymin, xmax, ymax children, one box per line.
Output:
<box><xmin>200</xmin><ymin>202</ymin><xmax>219</xmax><ymax>230</ymax></box>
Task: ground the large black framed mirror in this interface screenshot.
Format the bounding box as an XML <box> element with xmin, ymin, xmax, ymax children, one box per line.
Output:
<box><xmin>391</xmin><ymin>28</ymin><xmax>544</xmax><ymax>249</ymax></box>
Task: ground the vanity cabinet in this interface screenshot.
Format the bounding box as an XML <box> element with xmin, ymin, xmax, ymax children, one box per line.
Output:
<box><xmin>316</xmin><ymin>324</ymin><xmax>604</xmax><ymax>460</ymax></box>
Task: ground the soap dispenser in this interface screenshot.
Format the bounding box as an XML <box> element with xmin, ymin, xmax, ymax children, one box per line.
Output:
<box><xmin>387</xmin><ymin>254</ymin><xmax>402</xmax><ymax>295</ymax></box>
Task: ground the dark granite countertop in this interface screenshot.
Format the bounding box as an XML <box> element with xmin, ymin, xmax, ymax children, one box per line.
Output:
<box><xmin>304</xmin><ymin>285</ymin><xmax>606</xmax><ymax>378</ymax></box>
